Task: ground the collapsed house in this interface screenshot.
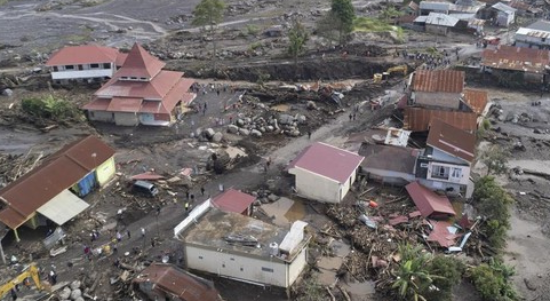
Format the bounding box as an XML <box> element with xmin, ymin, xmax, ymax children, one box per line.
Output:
<box><xmin>174</xmin><ymin>202</ymin><xmax>310</xmax><ymax>288</ymax></box>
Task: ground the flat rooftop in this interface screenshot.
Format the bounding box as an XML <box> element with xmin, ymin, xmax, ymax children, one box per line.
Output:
<box><xmin>182</xmin><ymin>208</ymin><xmax>309</xmax><ymax>262</ymax></box>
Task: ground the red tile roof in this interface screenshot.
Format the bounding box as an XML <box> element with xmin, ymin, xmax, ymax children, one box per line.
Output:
<box><xmin>427</xmin><ymin>118</ymin><xmax>476</xmax><ymax>163</ymax></box>
<box><xmin>82</xmin><ymin>98</ymin><xmax>110</xmax><ymax>111</ymax></box>
<box><xmin>0</xmin><ymin>136</ymin><xmax>115</xmax><ymax>229</ymax></box>
<box><xmin>412</xmin><ymin>70</ymin><xmax>465</xmax><ymax>93</ymax></box>
<box><xmin>463</xmin><ymin>88</ymin><xmax>488</xmax><ymax>115</ymax></box>
<box><xmin>481</xmin><ymin>45</ymin><xmax>550</xmax><ymax>73</ymax></box>
<box><xmin>288</xmin><ymin>142</ymin><xmax>364</xmax><ymax>183</ymax></box>
<box><xmin>115</xmin><ymin>43</ymin><xmax>165</xmax><ymax>79</ymax></box>
<box><xmin>115</xmin><ymin>53</ymin><xmax>128</xmax><ymax>67</ymax></box>
<box><xmin>107</xmin><ymin>97</ymin><xmax>143</xmax><ymax>112</ymax></box>
<box><xmin>133</xmin><ymin>263</ymin><xmax>221</xmax><ymax>301</ymax></box>
<box><xmin>404</xmin><ymin>107</ymin><xmax>478</xmax><ymax>132</ymax></box>
<box><xmin>211</xmin><ymin>189</ymin><xmax>256</xmax><ymax>214</ymax></box>
<box><xmin>95</xmin><ymin>70</ymin><xmax>184</xmax><ymax>99</ymax></box>
<box><xmin>405</xmin><ymin>182</ymin><xmax>456</xmax><ymax>218</ymax></box>
<box><xmin>46</xmin><ymin>45</ymin><xmax>120</xmax><ymax>66</ymax></box>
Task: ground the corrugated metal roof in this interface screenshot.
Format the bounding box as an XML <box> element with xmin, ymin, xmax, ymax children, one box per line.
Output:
<box><xmin>0</xmin><ymin>136</ymin><xmax>115</xmax><ymax>229</ymax></box>
<box><xmin>405</xmin><ymin>182</ymin><xmax>456</xmax><ymax>218</ymax></box>
<box><xmin>525</xmin><ymin>20</ymin><xmax>550</xmax><ymax>32</ymax></box>
<box><xmin>359</xmin><ymin>144</ymin><xmax>418</xmax><ymax>174</ymax></box>
<box><xmin>288</xmin><ymin>142</ymin><xmax>364</xmax><ymax>183</ymax></box>
<box><xmin>412</xmin><ymin>70</ymin><xmax>465</xmax><ymax>93</ymax></box>
<box><xmin>463</xmin><ymin>88</ymin><xmax>488</xmax><ymax>114</ymax></box>
<box><xmin>36</xmin><ymin>190</ymin><xmax>90</xmax><ymax>226</ymax></box>
<box><xmin>106</xmin><ymin>97</ymin><xmax>143</xmax><ymax>112</ymax></box>
<box><xmin>404</xmin><ymin>107</ymin><xmax>478</xmax><ymax>132</ymax></box>
<box><xmin>419</xmin><ymin>1</ymin><xmax>454</xmax><ymax>11</ymax></box>
<box><xmin>211</xmin><ymin>189</ymin><xmax>256</xmax><ymax>214</ymax></box>
<box><xmin>46</xmin><ymin>45</ymin><xmax>120</xmax><ymax>66</ymax></box>
<box><xmin>481</xmin><ymin>45</ymin><xmax>550</xmax><ymax>73</ymax></box>
<box><xmin>427</xmin><ymin>118</ymin><xmax>477</xmax><ymax>163</ymax></box>
<box><xmin>415</xmin><ymin>13</ymin><xmax>459</xmax><ymax>27</ymax></box>
<box><xmin>133</xmin><ymin>263</ymin><xmax>221</xmax><ymax>301</ymax></box>
<box><xmin>492</xmin><ymin>2</ymin><xmax>517</xmax><ymax>14</ymax></box>
<box><xmin>427</xmin><ymin>220</ymin><xmax>459</xmax><ymax>247</ymax></box>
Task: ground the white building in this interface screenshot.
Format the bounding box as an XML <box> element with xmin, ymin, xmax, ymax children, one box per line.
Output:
<box><xmin>45</xmin><ymin>45</ymin><xmax>127</xmax><ymax>84</ymax></box>
<box><xmin>491</xmin><ymin>2</ymin><xmax>516</xmax><ymax>27</ymax></box>
<box><xmin>174</xmin><ymin>202</ymin><xmax>310</xmax><ymax>288</ymax></box>
<box><xmin>288</xmin><ymin>142</ymin><xmax>364</xmax><ymax>204</ymax></box>
<box><xmin>514</xmin><ymin>20</ymin><xmax>550</xmax><ymax>49</ymax></box>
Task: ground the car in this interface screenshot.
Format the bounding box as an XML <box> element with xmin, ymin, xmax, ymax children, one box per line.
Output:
<box><xmin>132</xmin><ymin>180</ymin><xmax>159</xmax><ymax>197</ymax></box>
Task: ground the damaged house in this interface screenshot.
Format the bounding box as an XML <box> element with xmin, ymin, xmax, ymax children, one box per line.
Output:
<box><xmin>514</xmin><ymin>20</ymin><xmax>550</xmax><ymax>49</ymax></box>
<box><xmin>83</xmin><ymin>43</ymin><xmax>196</xmax><ymax>126</ymax></box>
<box><xmin>481</xmin><ymin>45</ymin><xmax>550</xmax><ymax>83</ymax></box>
<box><xmin>174</xmin><ymin>202</ymin><xmax>310</xmax><ymax>288</ymax></box>
<box><xmin>288</xmin><ymin>142</ymin><xmax>364</xmax><ymax>204</ymax></box>
<box><xmin>0</xmin><ymin>135</ymin><xmax>116</xmax><ymax>240</ymax></box>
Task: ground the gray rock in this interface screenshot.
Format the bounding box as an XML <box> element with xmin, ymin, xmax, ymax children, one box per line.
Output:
<box><xmin>534</xmin><ymin>128</ymin><xmax>543</xmax><ymax>134</ymax></box>
<box><xmin>279</xmin><ymin>114</ymin><xmax>294</xmax><ymax>125</ymax></box>
<box><xmin>236</xmin><ymin>118</ymin><xmax>246</xmax><ymax>127</ymax></box>
<box><xmin>287</xmin><ymin>129</ymin><xmax>301</xmax><ymax>137</ymax></box>
<box><xmin>227</xmin><ymin>124</ymin><xmax>239</xmax><ymax>134</ymax></box>
<box><xmin>259</xmin><ymin>127</ymin><xmax>266</xmax><ymax>133</ymax></box>
<box><xmin>59</xmin><ymin>287</ymin><xmax>71</xmax><ymax>300</ymax></box>
<box><xmin>296</xmin><ymin>114</ymin><xmax>307</xmax><ymax>124</ymax></box>
<box><xmin>204</xmin><ymin>128</ymin><xmax>215</xmax><ymax>138</ymax></box>
<box><xmin>306</xmin><ymin>101</ymin><xmax>318</xmax><ymax>110</ymax></box>
<box><xmin>268</xmin><ymin>194</ymin><xmax>279</xmax><ymax>202</ymax></box>
<box><xmin>70</xmin><ymin>289</ymin><xmax>82</xmax><ymax>300</ymax></box>
<box><xmin>75</xmin><ymin>298</ymin><xmax>85</xmax><ymax>301</ymax></box>
<box><xmin>212</xmin><ymin>132</ymin><xmax>223</xmax><ymax>142</ymax></box>
<box><xmin>2</xmin><ymin>88</ymin><xmax>13</xmax><ymax>97</ymax></box>
<box><xmin>266</xmin><ymin>125</ymin><xmax>274</xmax><ymax>132</ymax></box>
<box><xmin>253</xmin><ymin>200</ymin><xmax>262</xmax><ymax>206</ymax></box>
<box><xmin>239</xmin><ymin>128</ymin><xmax>250</xmax><ymax>136</ymax></box>
<box><xmin>70</xmin><ymin>280</ymin><xmax>81</xmax><ymax>290</ymax></box>
<box><xmin>194</xmin><ymin>128</ymin><xmax>202</xmax><ymax>137</ymax></box>
<box><xmin>251</xmin><ymin>129</ymin><xmax>262</xmax><ymax>137</ymax></box>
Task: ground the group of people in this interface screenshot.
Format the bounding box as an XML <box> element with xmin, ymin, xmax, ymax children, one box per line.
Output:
<box><xmin>400</xmin><ymin>48</ymin><xmax>460</xmax><ymax>70</ymax></box>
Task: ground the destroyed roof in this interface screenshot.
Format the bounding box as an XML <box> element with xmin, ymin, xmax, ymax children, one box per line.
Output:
<box><xmin>411</xmin><ymin>70</ymin><xmax>464</xmax><ymax>93</ymax></box>
<box><xmin>491</xmin><ymin>2</ymin><xmax>516</xmax><ymax>13</ymax></box>
<box><xmin>180</xmin><ymin>208</ymin><xmax>310</xmax><ymax>262</ymax></box>
<box><xmin>427</xmin><ymin>220</ymin><xmax>460</xmax><ymax>247</ymax></box>
<box><xmin>288</xmin><ymin>142</ymin><xmax>364</xmax><ymax>183</ymax></box>
<box><xmin>133</xmin><ymin>263</ymin><xmax>221</xmax><ymax>301</ymax></box>
<box><xmin>427</xmin><ymin>118</ymin><xmax>476</xmax><ymax>163</ymax></box>
<box><xmin>405</xmin><ymin>182</ymin><xmax>456</xmax><ymax>218</ymax></box>
<box><xmin>463</xmin><ymin>88</ymin><xmax>488</xmax><ymax>115</ymax></box>
<box><xmin>0</xmin><ymin>136</ymin><xmax>115</xmax><ymax>229</ymax></box>
<box><xmin>481</xmin><ymin>45</ymin><xmax>550</xmax><ymax>73</ymax></box>
<box><xmin>211</xmin><ymin>189</ymin><xmax>256</xmax><ymax>214</ymax></box>
<box><xmin>46</xmin><ymin>45</ymin><xmax>124</xmax><ymax>66</ymax></box>
<box><xmin>414</xmin><ymin>13</ymin><xmax>459</xmax><ymax>27</ymax></box>
<box><xmin>115</xmin><ymin>43</ymin><xmax>166</xmax><ymax>79</ymax></box>
<box><xmin>404</xmin><ymin>107</ymin><xmax>478</xmax><ymax>132</ymax></box>
<box><xmin>359</xmin><ymin>144</ymin><xmax>419</xmax><ymax>174</ymax></box>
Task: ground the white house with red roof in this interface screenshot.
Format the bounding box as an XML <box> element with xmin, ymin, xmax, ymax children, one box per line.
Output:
<box><xmin>288</xmin><ymin>142</ymin><xmax>364</xmax><ymax>203</ymax></box>
<box><xmin>211</xmin><ymin>188</ymin><xmax>256</xmax><ymax>216</ymax></box>
<box><xmin>46</xmin><ymin>45</ymin><xmax>127</xmax><ymax>84</ymax></box>
<box><xmin>83</xmin><ymin>43</ymin><xmax>196</xmax><ymax>126</ymax></box>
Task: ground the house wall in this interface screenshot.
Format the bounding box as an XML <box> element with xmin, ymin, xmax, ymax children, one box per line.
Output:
<box><xmin>114</xmin><ymin>112</ymin><xmax>139</xmax><ymax>126</ymax></box>
<box><xmin>139</xmin><ymin>113</ymin><xmax>173</xmax><ymax>126</ymax></box>
<box><xmin>418</xmin><ymin>178</ymin><xmax>466</xmax><ymax>197</ymax></box>
<box><xmin>514</xmin><ymin>33</ymin><xmax>550</xmax><ymax>48</ymax></box>
<box><xmin>286</xmin><ymin>247</ymin><xmax>308</xmax><ymax>287</ymax></box>
<box><xmin>426</xmin><ymin>161</ymin><xmax>470</xmax><ymax>185</ymax></box>
<box><xmin>430</xmin><ymin>148</ymin><xmax>469</xmax><ymax>165</ymax></box>
<box><xmin>88</xmin><ymin>111</ymin><xmax>114</xmax><ymax>123</ymax></box>
<box><xmin>413</xmin><ymin>92</ymin><xmax>461</xmax><ymax>109</ymax></box>
<box><xmin>495</xmin><ymin>12</ymin><xmax>514</xmax><ymax>26</ymax></box>
<box><xmin>96</xmin><ymin>157</ymin><xmax>116</xmax><ymax>187</ymax></box>
<box><xmin>184</xmin><ymin>245</ymin><xmax>305</xmax><ymax>288</ymax></box>
<box><xmin>290</xmin><ymin>167</ymin><xmax>343</xmax><ymax>203</ymax></box>
<box><xmin>426</xmin><ymin>24</ymin><xmax>449</xmax><ymax>35</ymax></box>
<box><xmin>363</xmin><ymin>167</ymin><xmax>416</xmax><ymax>185</ymax></box>
<box><xmin>50</xmin><ymin>63</ymin><xmax>115</xmax><ymax>80</ymax></box>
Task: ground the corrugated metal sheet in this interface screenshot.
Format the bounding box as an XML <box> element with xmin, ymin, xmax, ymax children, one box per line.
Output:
<box><xmin>134</xmin><ymin>263</ymin><xmax>221</xmax><ymax>301</ymax></box>
<box><xmin>404</xmin><ymin>107</ymin><xmax>478</xmax><ymax>132</ymax></box>
<box><xmin>107</xmin><ymin>97</ymin><xmax>143</xmax><ymax>112</ymax></box>
<box><xmin>412</xmin><ymin>70</ymin><xmax>465</xmax><ymax>93</ymax></box>
<box><xmin>37</xmin><ymin>190</ymin><xmax>90</xmax><ymax>226</ymax></box>
<box><xmin>426</xmin><ymin>118</ymin><xmax>477</xmax><ymax>163</ymax></box>
<box><xmin>211</xmin><ymin>189</ymin><xmax>256</xmax><ymax>215</ymax></box>
<box><xmin>463</xmin><ymin>88</ymin><xmax>488</xmax><ymax>114</ymax></box>
<box><xmin>492</xmin><ymin>2</ymin><xmax>517</xmax><ymax>14</ymax></box>
<box><xmin>481</xmin><ymin>45</ymin><xmax>550</xmax><ymax>73</ymax></box>
<box><xmin>405</xmin><ymin>182</ymin><xmax>456</xmax><ymax>218</ymax></box>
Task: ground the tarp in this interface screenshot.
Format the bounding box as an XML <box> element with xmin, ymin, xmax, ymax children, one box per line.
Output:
<box><xmin>78</xmin><ymin>172</ymin><xmax>96</xmax><ymax>196</ymax></box>
<box><xmin>37</xmin><ymin>190</ymin><xmax>90</xmax><ymax>226</ymax></box>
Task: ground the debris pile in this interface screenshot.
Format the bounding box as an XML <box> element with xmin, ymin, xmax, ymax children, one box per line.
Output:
<box><xmin>0</xmin><ymin>152</ymin><xmax>44</xmax><ymax>186</ymax></box>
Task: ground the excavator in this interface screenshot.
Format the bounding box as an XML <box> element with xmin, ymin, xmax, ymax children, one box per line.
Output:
<box><xmin>373</xmin><ymin>65</ymin><xmax>409</xmax><ymax>83</ymax></box>
<box><xmin>0</xmin><ymin>263</ymin><xmax>46</xmax><ymax>298</ymax></box>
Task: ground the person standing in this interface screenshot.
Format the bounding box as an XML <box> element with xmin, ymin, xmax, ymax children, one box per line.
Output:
<box><xmin>141</xmin><ymin>228</ymin><xmax>146</xmax><ymax>238</ymax></box>
<box><xmin>151</xmin><ymin>238</ymin><xmax>156</xmax><ymax>248</ymax></box>
<box><xmin>127</xmin><ymin>230</ymin><xmax>131</xmax><ymax>239</ymax></box>
<box><xmin>185</xmin><ymin>202</ymin><xmax>190</xmax><ymax>212</ymax></box>
<box><xmin>307</xmin><ymin>130</ymin><xmax>312</xmax><ymax>140</ymax></box>
<box><xmin>200</xmin><ymin>187</ymin><xmax>205</xmax><ymax>196</ymax></box>
<box><xmin>116</xmin><ymin>231</ymin><xmax>122</xmax><ymax>242</ymax></box>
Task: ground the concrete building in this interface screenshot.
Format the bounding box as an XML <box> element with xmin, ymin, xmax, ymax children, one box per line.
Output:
<box><xmin>514</xmin><ymin>20</ymin><xmax>550</xmax><ymax>49</ymax></box>
<box><xmin>288</xmin><ymin>142</ymin><xmax>364</xmax><ymax>204</ymax></box>
<box><xmin>211</xmin><ymin>188</ymin><xmax>256</xmax><ymax>216</ymax></box>
<box><xmin>174</xmin><ymin>203</ymin><xmax>310</xmax><ymax>288</ymax></box>
<box><xmin>408</xmin><ymin>70</ymin><xmax>465</xmax><ymax>110</ymax></box>
<box><xmin>491</xmin><ymin>2</ymin><xmax>516</xmax><ymax>27</ymax></box>
<box><xmin>415</xmin><ymin>13</ymin><xmax>459</xmax><ymax>35</ymax></box>
<box><xmin>45</xmin><ymin>45</ymin><xmax>126</xmax><ymax>84</ymax></box>
<box><xmin>0</xmin><ymin>135</ymin><xmax>116</xmax><ymax>240</ymax></box>
<box><xmin>83</xmin><ymin>43</ymin><xmax>196</xmax><ymax>126</ymax></box>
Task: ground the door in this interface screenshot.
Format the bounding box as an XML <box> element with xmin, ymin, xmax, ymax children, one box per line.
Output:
<box><xmin>78</xmin><ymin>172</ymin><xmax>97</xmax><ymax>196</ymax></box>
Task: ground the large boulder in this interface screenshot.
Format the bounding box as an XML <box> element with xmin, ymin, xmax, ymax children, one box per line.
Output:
<box><xmin>70</xmin><ymin>280</ymin><xmax>81</xmax><ymax>290</ymax></box>
<box><xmin>1</xmin><ymin>88</ymin><xmax>13</xmax><ymax>97</ymax></box>
<box><xmin>251</xmin><ymin>129</ymin><xmax>263</xmax><ymax>138</ymax></box>
<box><xmin>279</xmin><ymin>114</ymin><xmax>294</xmax><ymax>125</ymax></box>
<box><xmin>204</xmin><ymin>128</ymin><xmax>215</xmax><ymax>138</ymax></box>
<box><xmin>70</xmin><ymin>289</ymin><xmax>82</xmax><ymax>300</ymax></box>
<box><xmin>239</xmin><ymin>128</ymin><xmax>250</xmax><ymax>136</ymax></box>
<box><xmin>212</xmin><ymin>132</ymin><xmax>223</xmax><ymax>142</ymax></box>
<box><xmin>59</xmin><ymin>287</ymin><xmax>71</xmax><ymax>300</ymax></box>
<box><xmin>227</xmin><ymin>124</ymin><xmax>239</xmax><ymax>134</ymax></box>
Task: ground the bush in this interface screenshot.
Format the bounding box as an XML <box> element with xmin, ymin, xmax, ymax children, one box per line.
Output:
<box><xmin>246</xmin><ymin>24</ymin><xmax>261</xmax><ymax>36</ymax></box>
<box><xmin>21</xmin><ymin>95</ymin><xmax>81</xmax><ymax>122</ymax></box>
<box><xmin>469</xmin><ymin>259</ymin><xmax>518</xmax><ymax>301</ymax></box>
<box><xmin>424</xmin><ymin>256</ymin><xmax>465</xmax><ymax>301</ymax></box>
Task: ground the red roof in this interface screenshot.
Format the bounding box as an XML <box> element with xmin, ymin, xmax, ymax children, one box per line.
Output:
<box><xmin>288</xmin><ymin>142</ymin><xmax>364</xmax><ymax>183</ymax></box>
<box><xmin>405</xmin><ymin>182</ymin><xmax>455</xmax><ymax>218</ymax></box>
<box><xmin>115</xmin><ymin>43</ymin><xmax>166</xmax><ymax>79</ymax></box>
<box><xmin>427</xmin><ymin>118</ymin><xmax>476</xmax><ymax>163</ymax></box>
<box><xmin>115</xmin><ymin>53</ymin><xmax>128</xmax><ymax>67</ymax></box>
<box><xmin>0</xmin><ymin>136</ymin><xmax>115</xmax><ymax>229</ymax></box>
<box><xmin>46</xmin><ymin>45</ymin><xmax>120</xmax><ymax>66</ymax></box>
<box><xmin>427</xmin><ymin>220</ymin><xmax>459</xmax><ymax>247</ymax></box>
<box><xmin>211</xmin><ymin>189</ymin><xmax>256</xmax><ymax>214</ymax></box>
<box><xmin>82</xmin><ymin>98</ymin><xmax>110</xmax><ymax>111</ymax></box>
<box><xmin>95</xmin><ymin>70</ymin><xmax>185</xmax><ymax>99</ymax></box>
<box><xmin>481</xmin><ymin>45</ymin><xmax>550</xmax><ymax>73</ymax></box>
<box><xmin>404</xmin><ymin>107</ymin><xmax>478</xmax><ymax>132</ymax></box>
<box><xmin>107</xmin><ymin>97</ymin><xmax>143</xmax><ymax>112</ymax></box>
<box><xmin>463</xmin><ymin>88</ymin><xmax>488</xmax><ymax>115</ymax></box>
<box><xmin>412</xmin><ymin>70</ymin><xmax>465</xmax><ymax>93</ymax></box>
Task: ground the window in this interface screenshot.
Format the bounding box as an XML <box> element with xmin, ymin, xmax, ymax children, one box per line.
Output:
<box><xmin>90</xmin><ymin>63</ymin><xmax>99</xmax><ymax>68</ymax></box>
<box><xmin>262</xmin><ymin>267</ymin><xmax>274</xmax><ymax>273</ymax></box>
<box><xmin>65</xmin><ymin>65</ymin><xmax>74</xmax><ymax>70</ymax></box>
<box><xmin>451</xmin><ymin>168</ymin><xmax>462</xmax><ymax>178</ymax></box>
<box><xmin>431</xmin><ymin>165</ymin><xmax>449</xmax><ymax>179</ymax></box>
<box><xmin>53</xmin><ymin>66</ymin><xmax>58</xmax><ymax>72</ymax></box>
<box><xmin>140</xmin><ymin>77</ymin><xmax>147</xmax><ymax>80</ymax></box>
<box><xmin>103</xmin><ymin>63</ymin><xmax>110</xmax><ymax>69</ymax></box>
<box><xmin>78</xmin><ymin>65</ymin><xmax>83</xmax><ymax>70</ymax></box>
<box><xmin>130</xmin><ymin>77</ymin><xmax>138</xmax><ymax>80</ymax></box>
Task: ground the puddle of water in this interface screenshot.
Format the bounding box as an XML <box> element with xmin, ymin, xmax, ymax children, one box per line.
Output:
<box><xmin>261</xmin><ymin>197</ymin><xmax>305</xmax><ymax>227</ymax></box>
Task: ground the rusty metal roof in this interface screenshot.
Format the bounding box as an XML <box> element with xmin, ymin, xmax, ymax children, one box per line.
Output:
<box><xmin>427</xmin><ymin>118</ymin><xmax>477</xmax><ymax>163</ymax></box>
<box><xmin>481</xmin><ymin>45</ymin><xmax>550</xmax><ymax>73</ymax></box>
<box><xmin>463</xmin><ymin>88</ymin><xmax>488</xmax><ymax>115</ymax></box>
<box><xmin>211</xmin><ymin>189</ymin><xmax>256</xmax><ymax>214</ymax></box>
<box><xmin>412</xmin><ymin>70</ymin><xmax>465</xmax><ymax>93</ymax></box>
<box><xmin>405</xmin><ymin>182</ymin><xmax>456</xmax><ymax>218</ymax></box>
<box><xmin>404</xmin><ymin>107</ymin><xmax>478</xmax><ymax>133</ymax></box>
<box><xmin>134</xmin><ymin>263</ymin><xmax>221</xmax><ymax>301</ymax></box>
<box><xmin>0</xmin><ymin>136</ymin><xmax>115</xmax><ymax>229</ymax></box>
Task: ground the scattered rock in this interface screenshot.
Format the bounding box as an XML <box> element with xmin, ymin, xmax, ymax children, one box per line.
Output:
<box><xmin>1</xmin><ymin>88</ymin><xmax>13</xmax><ymax>97</ymax></box>
<box><xmin>239</xmin><ymin>128</ymin><xmax>250</xmax><ymax>136</ymax></box>
<box><xmin>251</xmin><ymin>129</ymin><xmax>262</xmax><ymax>138</ymax></box>
<box><xmin>534</xmin><ymin>128</ymin><xmax>543</xmax><ymax>134</ymax></box>
<box><xmin>268</xmin><ymin>194</ymin><xmax>279</xmax><ymax>202</ymax></box>
<box><xmin>70</xmin><ymin>288</ymin><xmax>82</xmax><ymax>300</ymax></box>
<box><xmin>227</xmin><ymin>125</ymin><xmax>239</xmax><ymax>134</ymax></box>
<box><xmin>70</xmin><ymin>280</ymin><xmax>81</xmax><ymax>290</ymax></box>
<box><xmin>212</xmin><ymin>132</ymin><xmax>223</xmax><ymax>142</ymax></box>
<box><xmin>204</xmin><ymin>128</ymin><xmax>215</xmax><ymax>138</ymax></box>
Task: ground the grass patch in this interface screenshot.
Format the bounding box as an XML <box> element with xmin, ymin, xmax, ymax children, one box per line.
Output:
<box><xmin>353</xmin><ymin>16</ymin><xmax>405</xmax><ymax>41</ymax></box>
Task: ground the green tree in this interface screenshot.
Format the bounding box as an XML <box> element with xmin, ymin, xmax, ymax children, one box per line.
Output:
<box><xmin>191</xmin><ymin>0</ymin><xmax>226</xmax><ymax>72</ymax></box>
<box><xmin>482</xmin><ymin>145</ymin><xmax>509</xmax><ymax>175</ymax></box>
<box><xmin>318</xmin><ymin>0</ymin><xmax>355</xmax><ymax>45</ymax></box>
<box><xmin>469</xmin><ymin>259</ymin><xmax>518</xmax><ymax>301</ymax></box>
<box><xmin>380</xmin><ymin>7</ymin><xmax>403</xmax><ymax>22</ymax></box>
<box><xmin>287</xmin><ymin>20</ymin><xmax>309</xmax><ymax>79</ymax></box>
<box><xmin>423</xmin><ymin>256</ymin><xmax>465</xmax><ymax>301</ymax></box>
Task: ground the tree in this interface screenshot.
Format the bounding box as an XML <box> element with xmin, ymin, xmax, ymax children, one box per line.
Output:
<box><xmin>469</xmin><ymin>259</ymin><xmax>518</xmax><ymax>301</ymax></box>
<box><xmin>482</xmin><ymin>145</ymin><xmax>509</xmax><ymax>175</ymax></box>
<box><xmin>318</xmin><ymin>0</ymin><xmax>355</xmax><ymax>45</ymax></box>
<box><xmin>423</xmin><ymin>256</ymin><xmax>465</xmax><ymax>301</ymax></box>
<box><xmin>191</xmin><ymin>0</ymin><xmax>225</xmax><ymax>72</ymax></box>
<box><xmin>287</xmin><ymin>20</ymin><xmax>309</xmax><ymax>79</ymax></box>
<box><xmin>380</xmin><ymin>7</ymin><xmax>403</xmax><ymax>23</ymax></box>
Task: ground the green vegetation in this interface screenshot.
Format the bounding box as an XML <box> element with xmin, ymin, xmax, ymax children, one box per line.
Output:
<box><xmin>21</xmin><ymin>95</ymin><xmax>82</xmax><ymax>122</ymax></box>
<box><xmin>482</xmin><ymin>146</ymin><xmax>509</xmax><ymax>176</ymax></box>
<box><xmin>424</xmin><ymin>256</ymin><xmax>465</xmax><ymax>301</ymax></box>
<box><xmin>469</xmin><ymin>259</ymin><xmax>518</xmax><ymax>301</ymax></box>
<box><xmin>353</xmin><ymin>17</ymin><xmax>405</xmax><ymax>40</ymax></box>
<box><xmin>380</xmin><ymin>7</ymin><xmax>403</xmax><ymax>22</ymax></box>
<box><xmin>287</xmin><ymin>20</ymin><xmax>309</xmax><ymax>77</ymax></box>
<box><xmin>245</xmin><ymin>24</ymin><xmax>261</xmax><ymax>36</ymax></box>
<box><xmin>192</xmin><ymin>0</ymin><xmax>226</xmax><ymax>71</ymax></box>
<box><xmin>317</xmin><ymin>0</ymin><xmax>355</xmax><ymax>45</ymax></box>
<box><xmin>478</xmin><ymin>118</ymin><xmax>492</xmax><ymax>138</ymax></box>
<box><xmin>248</xmin><ymin>41</ymin><xmax>262</xmax><ymax>50</ymax></box>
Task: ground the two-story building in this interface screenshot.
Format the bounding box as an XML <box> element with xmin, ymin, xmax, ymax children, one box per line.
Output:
<box><xmin>45</xmin><ymin>45</ymin><xmax>127</xmax><ymax>84</ymax></box>
<box><xmin>514</xmin><ymin>20</ymin><xmax>550</xmax><ymax>49</ymax></box>
<box><xmin>415</xmin><ymin>119</ymin><xmax>476</xmax><ymax>197</ymax></box>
